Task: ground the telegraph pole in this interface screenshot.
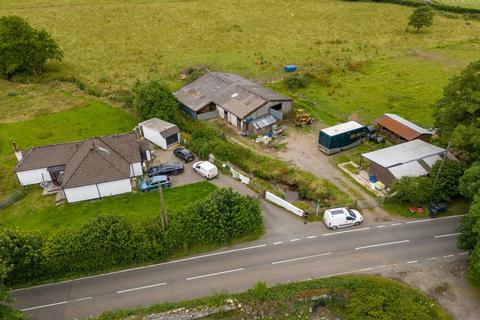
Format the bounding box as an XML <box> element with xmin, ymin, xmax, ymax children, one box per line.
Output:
<box><xmin>433</xmin><ymin>141</ymin><xmax>451</xmax><ymax>187</ymax></box>
<box><xmin>159</xmin><ymin>185</ymin><xmax>168</xmax><ymax>231</ymax></box>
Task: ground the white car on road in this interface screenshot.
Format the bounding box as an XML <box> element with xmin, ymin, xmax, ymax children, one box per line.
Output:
<box><xmin>323</xmin><ymin>207</ymin><xmax>363</xmax><ymax>230</ymax></box>
<box><xmin>192</xmin><ymin>161</ymin><xmax>218</xmax><ymax>179</ymax></box>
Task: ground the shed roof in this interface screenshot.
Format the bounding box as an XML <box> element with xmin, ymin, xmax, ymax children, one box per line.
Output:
<box><xmin>321</xmin><ymin>121</ymin><xmax>364</xmax><ymax>136</ymax></box>
<box><xmin>362</xmin><ymin>139</ymin><xmax>445</xmax><ymax>168</ymax></box>
<box><xmin>388</xmin><ymin>161</ymin><xmax>429</xmax><ymax>179</ymax></box>
<box><xmin>174</xmin><ymin>72</ymin><xmax>291</xmax><ymax>119</ymax></box>
<box><xmin>252</xmin><ymin>114</ymin><xmax>277</xmax><ymax>130</ymax></box>
<box><xmin>139</xmin><ymin>118</ymin><xmax>180</xmax><ymax>138</ymax></box>
<box><xmin>375</xmin><ymin>113</ymin><xmax>432</xmax><ymax>141</ymax></box>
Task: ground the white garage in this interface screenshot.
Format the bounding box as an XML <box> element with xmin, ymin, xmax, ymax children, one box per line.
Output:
<box><xmin>139</xmin><ymin>118</ymin><xmax>181</xmax><ymax>150</ymax></box>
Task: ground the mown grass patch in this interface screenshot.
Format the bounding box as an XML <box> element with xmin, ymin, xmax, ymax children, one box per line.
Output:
<box><xmin>93</xmin><ymin>275</ymin><xmax>451</xmax><ymax>320</ymax></box>
<box><xmin>383</xmin><ymin>197</ymin><xmax>470</xmax><ymax>218</ymax></box>
<box><xmin>0</xmin><ymin>181</ymin><xmax>217</xmax><ymax>236</ymax></box>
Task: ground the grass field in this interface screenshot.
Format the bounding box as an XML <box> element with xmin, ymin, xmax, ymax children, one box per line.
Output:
<box><xmin>434</xmin><ymin>0</ymin><xmax>480</xmax><ymax>9</ymax></box>
<box><xmin>0</xmin><ymin>181</ymin><xmax>217</xmax><ymax>236</ymax></box>
<box><xmin>0</xmin><ymin>102</ymin><xmax>137</xmax><ymax>197</ymax></box>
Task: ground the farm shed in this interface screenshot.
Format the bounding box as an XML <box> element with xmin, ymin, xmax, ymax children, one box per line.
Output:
<box><xmin>361</xmin><ymin>139</ymin><xmax>449</xmax><ymax>188</ymax></box>
<box><xmin>375</xmin><ymin>113</ymin><xmax>432</xmax><ymax>142</ymax></box>
<box><xmin>318</xmin><ymin>121</ymin><xmax>368</xmax><ymax>155</ymax></box>
<box><xmin>139</xmin><ymin>118</ymin><xmax>181</xmax><ymax>150</ymax></box>
<box><xmin>174</xmin><ymin>72</ymin><xmax>292</xmax><ymax>132</ymax></box>
<box><xmin>14</xmin><ymin>133</ymin><xmax>145</xmax><ymax>203</ymax></box>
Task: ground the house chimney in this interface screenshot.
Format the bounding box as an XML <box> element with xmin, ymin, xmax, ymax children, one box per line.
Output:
<box><xmin>12</xmin><ymin>141</ymin><xmax>23</xmax><ymax>162</ymax></box>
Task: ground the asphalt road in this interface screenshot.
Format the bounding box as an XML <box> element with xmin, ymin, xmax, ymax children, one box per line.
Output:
<box><xmin>12</xmin><ymin>215</ymin><xmax>464</xmax><ymax>320</ymax></box>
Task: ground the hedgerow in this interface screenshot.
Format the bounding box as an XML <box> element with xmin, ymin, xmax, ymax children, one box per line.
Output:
<box><xmin>0</xmin><ymin>188</ymin><xmax>262</xmax><ymax>286</ymax></box>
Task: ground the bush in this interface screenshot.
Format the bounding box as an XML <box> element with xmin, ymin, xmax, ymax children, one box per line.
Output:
<box><xmin>132</xmin><ymin>80</ymin><xmax>184</xmax><ymax>125</ymax></box>
<box><xmin>0</xmin><ymin>16</ymin><xmax>63</xmax><ymax>78</ymax></box>
<box><xmin>430</xmin><ymin>159</ymin><xmax>465</xmax><ymax>202</ymax></box>
<box><xmin>459</xmin><ymin>163</ymin><xmax>480</xmax><ymax>199</ymax></box>
<box><xmin>0</xmin><ymin>264</ymin><xmax>24</xmax><ymax>320</ymax></box>
<box><xmin>176</xmin><ymin>188</ymin><xmax>263</xmax><ymax>245</ymax></box>
<box><xmin>390</xmin><ymin>176</ymin><xmax>433</xmax><ymax>204</ymax></box>
<box><xmin>284</xmin><ymin>74</ymin><xmax>310</xmax><ymax>90</ymax></box>
<box><xmin>43</xmin><ymin>216</ymin><xmax>156</xmax><ymax>275</ymax></box>
<box><xmin>0</xmin><ymin>229</ymin><xmax>44</xmax><ymax>286</ymax></box>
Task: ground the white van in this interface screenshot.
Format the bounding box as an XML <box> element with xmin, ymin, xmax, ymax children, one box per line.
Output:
<box><xmin>193</xmin><ymin>161</ymin><xmax>218</xmax><ymax>179</ymax></box>
<box><xmin>323</xmin><ymin>207</ymin><xmax>363</xmax><ymax>230</ymax></box>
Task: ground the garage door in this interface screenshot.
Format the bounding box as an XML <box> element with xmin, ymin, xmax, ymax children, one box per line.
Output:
<box><xmin>165</xmin><ymin>133</ymin><xmax>179</xmax><ymax>145</ymax></box>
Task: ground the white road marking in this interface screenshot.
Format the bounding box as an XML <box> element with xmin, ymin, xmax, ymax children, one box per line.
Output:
<box><xmin>307</xmin><ymin>235</ymin><xmax>317</xmax><ymax>239</ymax></box>
<box><xmin>443</xmin><ymin>255</ymin><xmax>454</xmax><ymax>258</ymax></box>
<box><xmin>273</xmin><ymin>241</ymin><xmax>283</xmax><ymax>245</ymax></box>
<box><xmin>71</xmin><ymin>297</ymin><xmax>92</xmax><ymax>302</ymax></box>
<box><xmin>357</xmin><ymin>267</ymin><xmax>373</xmax><ymax>272</ymax></box>
<box><xmin>407</xmin><ymin>260</ymin><xmax>418</xmax><ymax>264</ymax></box>
<box><xmin>290</xmin><ymin>238</ymin><xmax>300</xmax><ymax>242</ymax></box>
<box><xmin>405</xmin><ymin>215</ymin><xmax>464</xmax><ymax>224</ymax></box>
<box><xmin>116</xmin><ymin>282</ymin><xmax>167</xmax><ymax>294</ymax></box>
<box><xmin>21</xmin><ymin>301</ymin><xmax>69</xmax><ymax>311</ymax></box>
<box><xmin>376</xmin><ymin>265</ymin><xmax>389</xmax><ymax>269</ymax></box>
<box><xmin>272</xmin><ymin>252</ymin><xmax>332</xmax><ymax>265</ymax></box>
<box><xmin>434</xmin><ymin>233</ymin><xmax>460</xmax><ymax>239</ymax></box>
<box><xmin>323</xmin><ymin>227</ymin><xmax>370</xmax><ymax>236</ymax></box>
<box><xmin>186</xmin><ymin>268</ymin><xmax>244</xmax><ymax>281</ymax></box>
<box><xmin>458</xmin><ymin>252</ymin><xmax>469</xmax><ymax>256</ymax></box>
<box><xmin>377</xmin><ymin>225</ymin><xmax>386</xmax><ymax>228</ymax></box>
<box><xmin>355</xmin><ymin>240</ymin><xmax>410</xmax><ymax>250</ymax></box>
<box><xmin>426</xmin><ymin>257</ymin><xmax>437</xmax><ymax>261</ymax></box>
<box><xmin>21</xmin><ymin>296</ymin><xmax>93</xmax><ymax>311</ymax></box>
<box><xmin>391</xmin><ymin>223</ymin><xmax>402</xmax><ymax>226</ymax></box>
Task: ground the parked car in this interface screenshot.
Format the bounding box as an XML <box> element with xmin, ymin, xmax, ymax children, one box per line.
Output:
<box><xmin>323</xmin><ymin>207</ymin><xmax>363</xmax><ymax>230</ymax></box>
<box><xmin>148</xmin><ymin>163</ymin><xmax>184</xmax><ymax>177</ymax></box>
<box><xmin>173</xmin><ymin>147</ymin><xmax>194</xmax><ymax>162</ymax></box>
<box><xmin>429</xmin><ymin>202</ymin><xmax>448</xmax><ymax>218</ymax></box>
<box><xmin>192</xmin><ymin>161</ymin><xmax>218</xmax><ymax>179</ymax></box>
<box><xmin>138</xmin><ymin>175</ymin><xmax>171</xmax><ymax>192</ymax></box>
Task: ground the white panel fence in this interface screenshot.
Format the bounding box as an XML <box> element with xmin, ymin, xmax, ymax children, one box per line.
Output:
<box><xmin>265</xmin><ymin>191</ymin><xmax>304</xmax><ymax>217</ymax></box>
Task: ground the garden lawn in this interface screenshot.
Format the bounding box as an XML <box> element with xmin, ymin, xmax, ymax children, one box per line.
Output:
<box><xmin>434</xmin><ymin>0</ymin><xmax>480</xmax><ymax>9</ymax></box>
<box><xmin>382</xmin><ymin>198</ymin><xmax>470</xmax><ymax>218</ymax></box>
<box><xmin>0</xmin><ymin>181</ymin><xmax>217</xmax><ymax>236</ymax></box>
<box><xmin>0</xmin><ymin>102</ymin><xmax>137</xmax><ymax>198</ymax></box>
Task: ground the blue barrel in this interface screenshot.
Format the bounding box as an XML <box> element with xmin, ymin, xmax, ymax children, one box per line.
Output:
<box><xmin>284</xmin><ymin>65</ymin><xmax>297</xmax><ymax>72</ymax></box>
<box><xmin>369</xmin><ymin>175</ymin><xmax>377</xmax><ymax>183</ymax></box>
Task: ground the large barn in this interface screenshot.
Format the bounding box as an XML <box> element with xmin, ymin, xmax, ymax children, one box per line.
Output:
<box><xmin>174</xmin><ymin>72</ymin><xmax>292</xmax><ymax>133</ymax></box>
<box><xmin>14</xmin><ymin>133</ymin><xmax>145</xmax><ymax>203</ymax></box>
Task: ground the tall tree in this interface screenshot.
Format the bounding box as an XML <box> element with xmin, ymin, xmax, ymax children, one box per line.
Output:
<box><xmin>459</xmin><ymin>163</ymin><xmax>480</xmax><ymax>199</ymax></box>
<box><xmin>434</xmin><ymin>60</ymin><xmax>480</xmax><ymax>161</ymax></box>
<box><xmin>408</xmin><ymin>6</ymin><xmax>434</xmax><ymax>32</ymax></box>
<box><xmin>0</xmin><ymin>16</ymin><xmax>63</xmax><ymax>78</ymax></box>
<box><xmin>132</xmin><ymin>80</ymin><xmax>183</xmax><ymax>125</ymax></box>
